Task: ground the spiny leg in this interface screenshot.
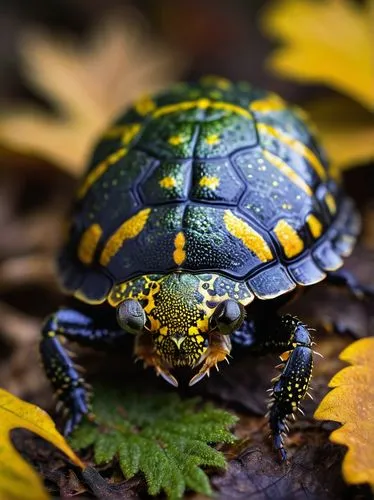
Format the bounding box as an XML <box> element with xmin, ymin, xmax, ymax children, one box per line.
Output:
<box><xmin>326</xmin><ymin>270</ymin><xmax>374</xmax><ymax>300</ymax></box>
<box><xmin>233</xmin><ymin>314</ymin><xmax>313</xmax><ymax>461</ymax></box>
<box><xmin>40</xmin><ymin>307</ymin><xmax>127</xmax><ymax>435</ymax></box>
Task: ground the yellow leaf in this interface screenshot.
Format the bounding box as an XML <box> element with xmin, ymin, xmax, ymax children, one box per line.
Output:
<box><xmin>262</xmin><ymin>0</ymin><xmax>374</xmax><ymax>110</ymax></box>
<box><xmin>305</xmin><ymin>95</ymin><xmax>374</xmax><ymax>171</ymax></box>
<box><xmin>0</xmin><ymin>388</ymin><xmax>84</xmax><ymax>499</ymax></box>
<box><xmin>0</xmin><ymin>13</ymin><xmax>183</xmax><ymax>176</ymax></box>
<box><xmin>314</xmin><ymin>338</ymin><xmax>374</xmax><ymax>488</ymax></box>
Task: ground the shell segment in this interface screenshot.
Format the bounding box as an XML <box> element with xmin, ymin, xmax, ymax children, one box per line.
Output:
<box><xmin>59</xmin><ymin>77</ymin><xmax>360</xmax><ymax>304</ymax></box>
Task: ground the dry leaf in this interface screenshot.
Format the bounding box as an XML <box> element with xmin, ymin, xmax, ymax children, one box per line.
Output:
<box><xmin>0</xmin><ymin>388</ymin><xmax>84</xmax><ymax>499</ymax></box>
<box><xmin>0</xmin><ymin>13</ymin><xmax>183</xmax><ymax>176</ymax></box>
<box><xmin>262</xmin><ymin>0</ymin><xmax>374</xmax><ymax>109</ymax></box>
<box><xmin>314</xmin><ymin>338</ymin><xmax>374</xmax><ymax>488</ymax></box>
<box><xmin>261</xmin><ymin>0</ymin><xmax>374</xmax><ymax>170</ymax></box>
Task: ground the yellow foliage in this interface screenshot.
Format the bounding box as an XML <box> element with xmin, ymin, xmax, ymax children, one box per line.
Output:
<box><xmin>262</xmin><ymin>0</ymin><xmax>374</xmax><ymax>109</ymax></box>
<box><xmin>305</xmin><ymin>96</ymin><xmax>374</xmax><ymax>172</ymax></box>
<box><xmin>314</xmin><ymin>338</ymin><xmax>374</xmax><ymax>488</ymax></box>
<box><xmin>0</xmin><ymin>14</ymin><xmax>182</xmax><ymax>176</ymax></box>
<box><xmin>262</xmin><ymin>0</ymin><xmax>374</xmax><ymax>170</ymax></box>
<box><xmin>0</xmin><ymin>388</ymin><xmax>83</xmax><ymax>499</ymax></box>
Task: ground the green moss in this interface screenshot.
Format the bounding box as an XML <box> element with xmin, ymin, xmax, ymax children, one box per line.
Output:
<box><xmin>70</xmin><ymin>386</ymin><xmax>237</xmax><ymax>500</ymax></box>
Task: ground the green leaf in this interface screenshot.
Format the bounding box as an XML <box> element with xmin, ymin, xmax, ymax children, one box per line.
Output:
<box><xmin>70</xmin><ymin>386</ymin><xmax>237</xmax><ymax>499</ymax></box>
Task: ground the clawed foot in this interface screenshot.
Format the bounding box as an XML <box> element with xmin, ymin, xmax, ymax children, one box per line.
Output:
<box><xmin>59</xmin><ymin>387</ymin><xmax>92</xmax><ymax>436</ymax></box>
<box><xmin>189</xmin><ymin>334</ymin><xmax>231</xmax><ymax>386</ymax></box>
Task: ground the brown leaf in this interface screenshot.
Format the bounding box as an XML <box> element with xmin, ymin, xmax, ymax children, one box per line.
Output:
<box><xmin>0</xmin><ymin>13</ymin><xmax>184</xmax><ymax>175</ymax></box>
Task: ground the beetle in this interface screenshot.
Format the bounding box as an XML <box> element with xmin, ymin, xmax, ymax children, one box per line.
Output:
<box><xmin>40</xmin><ymin>76</ymin><xmax>372</xmax><ymax>459</ymax></box>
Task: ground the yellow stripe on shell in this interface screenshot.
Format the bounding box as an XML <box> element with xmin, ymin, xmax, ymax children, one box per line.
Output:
<box><xmin>153</xmin><ymin>99</ymin><xmax>252</xmax><ymax>120</ymax></box>
<box><xmin>262</xmin><ymin>150</ymin><xmax>313</xmax><ymax>196</ymax></box>
<box><xmin>274</xmin><ymin>220</ymin><xmax>304</xmax><ymax>258</ymax></box>
<box><xmin>77</xmin><ymin>223</ymin><xmax>103</xmax><ymax>265</ymax></box>
<box><xmin>223</xmin><ymin>210</ymin><xmax>273</xmax><ymax>262</ymax></box>
<box><xmin>199</xmin><ymin>176</ymin><xmax>220</xmax><ymax>190</ymax></box>
<box><xmin>103</xmin><ymin>123</ymin><xmax>141</xmax><ymax>144</ymax></box>
<box><xmin>250</xmin><ymin>93</ymin><xmax>286</xmax><ymax>113</ymax></box>
<box><xmin>73</xmin><ymin>289</ymin><xmax>107</xmax><ymax>305</ymax></box>
<box><xmin>173</xmin><ymin>231</ymin><xmax>186</xmax><ymax>266</ymax></box>
<box><xmin>258</xmin><ymin>123</ymin><xmax>327</xmax><ymax>181</ymax></box>
<box><xmin>325</xmin><ymin>193</ymin><xmax>337</xmax><ymax>214</ymax></box>
<box><xmin>77</xmin><ymin>147</ymin><xmax>127</xmax><ymax>199</ymax></box>
<box><xmin>100</xmin><ymin>208</ymin><xmax>151</xmax><ymax>266</ymax></box>
<box><xmin>306</xmin><ymin>214</ymin><xmax>323</xmax><ymax>239</ymax></box>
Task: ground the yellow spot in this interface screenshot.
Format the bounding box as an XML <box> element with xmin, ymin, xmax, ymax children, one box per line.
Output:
<box><xmin>160</xmin><ymin>326</ymin><xmax>168</xmax><ymax>335</ymax></box>
<box><xmin>173</xmin><ymin>231</ymin><xmax>186</xmax><ymax>266</ymax></box>
<box><xmin>199</xmin><ymin>176</ymin><xmax>220</xmax><ymax>190</ymax></box>
<box><xmin>77</xmin><ymin>147</ymin><xmax>127</xmax><ymax>199</ymax></box>
<box><xmin>78</xmin><ymin>224</ymin><xmax>103</xmax><ymax>265</ymax></box>
<box><xmin>274</xmin><ymin>220</ymin><xmax>304</xmax><ymax>258</ymax></box>
<box><xmin>306</xmin><ymin>214</ymin><xmax>323</xmax><ymax>239</ymax></box>
<box><xmin>100</xmin><ymin>208</ymin><xmax>151</xmax><ymax>266</ymax></box>
<box><xmin>258</xmin><ymin>123</ymin><xmax>327</xmax><ymax>181</ymax></box>
<box><xmin>159</xmin><ymin>176</ymin><xmax>177</xmax><ymax>189</ymax></box>
<box><xmin>223</xmin><ymin>210</ymin><xmax>273</xmax><ymax>262</ymax></box>
<box><xmin>168</xmin><ymin>135</ymin><xmax>185</xmax><ymax>146</ymax></box>
<box><xmin>250</xmin><ymin>93</ymin><xmax>286</xmax><ymax>113</ymax></box>
<box><xmin>325</xmin><ymin>193</ymin><xmax>337</xmax><ymax>214</ymax></box>
<box><xmin>134</xmin><ymin>96</ymin><xmax>156</xmax><ymax>115</ymax></box>
<box><xmin>263</xmin><ymin>150</ymin><xmax>313</xmax><ymax>196</ymax></box>
<box><xmin>200</xmin><ymin>75</ymin><xmax>231</xmax><ymax>89</ymax></box>
<box><xmin>205</xmin><ymin>134</ymin><xmax>220</xmax><ymax>145</ymax></box>
<box><xmin>188</xmin><ymin>326</ymin><xmax>200</xmax><ymax>336</ymax></box>
<box><xmin>153</xmin><ymin>99</ymin><xmax>252</xmax><ymax>120</ymax></box>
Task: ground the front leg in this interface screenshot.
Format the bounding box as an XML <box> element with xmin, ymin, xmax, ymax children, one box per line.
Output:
<box><xmin>233</xmin><ymin>314</ymin><xmax>313</xmax><ymax>461</ymax></box>
<box><xmin>40</xmin><ymin>307</ymin><xmax>127</xmax><ymax>435</ymax></box>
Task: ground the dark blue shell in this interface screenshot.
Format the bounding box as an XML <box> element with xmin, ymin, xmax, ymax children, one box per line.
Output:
<box><xmin>59</xmin><ymin>77</ymin><xmax>360</xmax><ymax>303</ymax></box>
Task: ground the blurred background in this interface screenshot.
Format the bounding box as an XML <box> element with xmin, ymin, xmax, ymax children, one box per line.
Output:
<box><xmin>0</xmin><ymin>0</ymin><xmax>372</xmax><ymax>409</ymax></box>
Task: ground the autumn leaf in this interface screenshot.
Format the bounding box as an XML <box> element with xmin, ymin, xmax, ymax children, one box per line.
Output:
<box><xmin>262</xmin><ymin>0</ymin><xmax>374</xmax><ymax>109</ymax></box>
<box><xmin>304</xmin><ymin>96</ymin><xmax>374</xmax><ymax>172</ymax></box>
<box><xmin>0</xmin><ymin>13</ymin><xmax>183</xmax><ymax>176</ymax></box>
<box><xmin>314</xmin><ymin>338</ymin><xmax>374</xmax><ymax>489</ymax></box>
<box><xmin>261</xmin><ymin>0</ymin><xmax>374</xmax><ymax>170</ymax></box>
<box><xmin>0</xmin><ymin>387</ymin><xmax>84</xmax><ymax>500</ymax></box>
<box><xmin>70</xmin><ymin>386</ymin><xmax>237</xmax><ymax>500</ymax></box>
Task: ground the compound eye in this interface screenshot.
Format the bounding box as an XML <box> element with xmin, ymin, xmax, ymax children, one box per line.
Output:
<box><xmin>210</xmin><ymin>299</ymin><xmax>245</xmax><ymax>335</ymax></box>
<box><xmin>117</xmin><ymin>299</ymin><xmax>146</xmax><ymax>334</ymax></box>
